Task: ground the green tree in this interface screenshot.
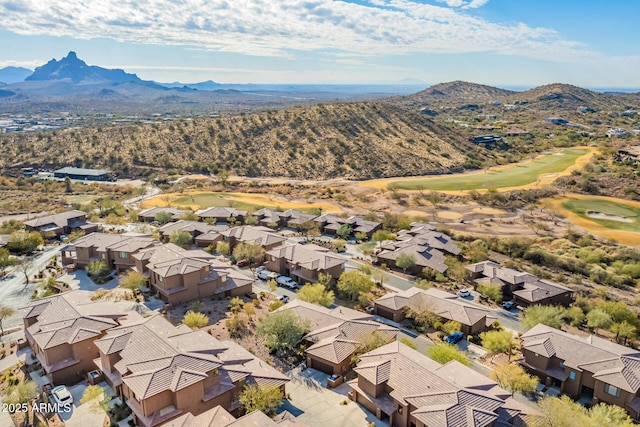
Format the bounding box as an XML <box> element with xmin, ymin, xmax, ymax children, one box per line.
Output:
<box><xmin>154</xmin><ymin>211</ymin><xmax>173</xmax><ymax>225</ymax></box>
<box><xmin>87</xmin><ymin>260</ymin><xmax>109</xmax><ymax>278</ymax></box>
<box><xmin>80</xmin><ymin>384</ymin><xmax>111</xmax><ymax>412</ymax></box>
<box><xmin>441</xmin><ymin>321</ymin><xmax>462</xmax><ymax>336</ymax></box>
<box><xmin>354</xmin><ymin>231</ymin><xmax>368</xmax><ymax>242</ymax></box>
<box><xmin>0</xmin><ymin>305</ymin><xmax>16</xmax><ymax>336</ymax></box>
<box><xmin>565</xmin><ymin>306</ymin><xmax>586</xmax><ymax>327</ymax></box>
<box><xmin>64</xmin><ymin>176</ymin><xmax>72</xmax><ymax>193</ymax></box>
<box><xmin>3</xmin><ymin>380</ymin><xmax>39</xmax><ymax>406</ymax></box>
<box><xmin>297</xmin><ymin>283</ymin><xmax>335</xmax><ymax>307</ymax></box>
<box><xmin>217</xmin><ymin>170</ymin><xmax>230</xmax><ymax>186</ymax></box>
<box><xmin>169</xmin><ymin>230</ymin><xmax>193</xmax><ymax>249</ymax></box>
<box><xmin>610</xmin><ymin>321</ymin><xmax>637</xmax><ymax>345</ymax></box>
<box><xmin>480</xmin><ymin>330</ymin><xmax>514</xmax><ymax>360</ymax></box>
<box><xmin>532</xmin><ymin>395</ymin><xmax>634</xmax><ymax>427</ymax></box>
<box><xmin>0</xmin><ymin>248</ymin><xmax>14</xmax><ymax>275</ymax></box>
<box><xmin>426</xmin><ymin>343</ymin><xmax>471</xmax><ymax>366</ymax></box>
<box><xmin>7</xmin><ymin>231</ymin><xmax>44</xmax><ymax>254</ymax></box>
<box><xmin>244</xmin><ymin>215</ymin><xmax>258</xmax><ymax>225</ymax></box>
<box><xmin>189</xmin><ymin>300</ymin><xmax>205</xmax><ymax>312</ymax></box>
<box><xmin>400</xmin><ymin>336</ymin><xmax>418</xmax><ymax>350</ymax></box>
<box><xmin>216</xmin><ymin>241</ymin><xmax>230</xmax><ymax>255</ymax></box>
<box><xmin>232</xmin><ymin>243</ymin><xmax>265</xmax><ymax>270</ymax></box>
<box><xmin>352</xmin><ymin>331</ymin><xmax>395</xmax><ymax>363</ymax></box>
<box><xmin>358</xmin><ymin>242</ymin><xmax>376</xmax><ymax>257</ymax></box>
<box><xmin>183</xmin><ymin>311</ymin><xmax>209</xmax><ymax>329</ymax></box>
<box><xmin>597</xmin><ymin>301</ymin><xmax>640</xmax><ymax>328</ymax></box>
<box><xmin>371</xmin><ymin>229</ymin><xmax>396</xmax><ymax>243</ymax></box>
<box><xmin>477</xmin><ymin>283</ymin><xmax>503</xmax><ymax>304</ymax></box>
<box><xmin>588</xmin><ymin>402</ymin><xmax>635</xmax><ymax>426</ymax></box>
<box><xmin>337</xmin><ymin>270</ymin><xmax>375</xmax><ymax>301</ymax></box>
<box><xmin>520</xmin><ymin>304</ymin><xmax>565</xmax><ymax>330</ymax></box>
<box><xmin>489</xmin><ymin>363</ymin><xmax>537</xmax><ymax>395</ymax></box>
<box><xmin>336</xmin><ymin>223</ymin><xmax>353</xmax><ymax>240</ymax></box>
<box><xmin>228</xmin><ymin>297</ymin><xmax>244</xmax><ymax>313</ymax></box>
<box><xmin>586</xmin><ymin>309</ymin><xmax>613</xmax><ymax>334</ymax></box>
<box><xmin>239</xmin><ymin>385</ymin><xmax>283</xmax><ymax>416</ymax></box>
<box><xmin>257</xmin><ymin>310</ymin><xmax>310</xmax><ymax>352</ymax></box>
<box><xmin>395</xmin><ymin>253</ymin><xmax>416</xmax><ymax>272</ymax></box>
<box><xmin>119</xmin><ymin>270</ymin><xmax>147</xmax><ymax>293</ymax></box>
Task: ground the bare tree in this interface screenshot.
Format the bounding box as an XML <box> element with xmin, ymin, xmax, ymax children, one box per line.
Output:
<box><xmin>18</xmin><ymin>257</ymin><xmax>34</xmax><ymax>284</ymax></box>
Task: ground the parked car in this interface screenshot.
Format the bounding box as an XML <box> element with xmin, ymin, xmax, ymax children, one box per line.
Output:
<box><xmin>277</xmin><ymin>295</ymin><xmax>289</xmax><ymax>303</ymax></box>
<box><xmin>502</xmin><ymin>301</ymin><xmax>516</xmax><ymax>310</ymax></box>
<box><xmin>257</xmin><ymin>270</ymin><xmax>278</xmax><ymax>280</ymax></box>
<box><xmin>457</xmin><ymin>289</ymin><xmax>470</xmax><ymax>298</ymax></box>
<box><xmin>51</xmin><ymin>385</ymin><xmax>73</xmax><ymax>407</ymax></box>
<box><xmin>276</xmin><ymin>276</ymin><xmax>298</xmax><ymax>289</ymax></box>
<box><xmin>236</xmin><ymin>259</ymin><xmax>249</xmax><ymax>268</ymax></box>
<box><xmin>256</xmin><ymin>266</ymin><xmax>266</xmax><ymax>273</ymax></box>
<box><xmin>444</xmin><ymin>331</ymin><xmax>465</xmax><ymax>344</ymax></box>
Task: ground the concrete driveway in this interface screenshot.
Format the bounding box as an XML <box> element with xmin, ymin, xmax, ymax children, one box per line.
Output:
<box><xmin>282</xmin><ymin>368</ymin><xmax>388</xmax><ymax>427</ymax></box>
<box><xmin>58</xmin><ymin>381</ymin><xmax>115</xmax><ymax>427</ymax></box>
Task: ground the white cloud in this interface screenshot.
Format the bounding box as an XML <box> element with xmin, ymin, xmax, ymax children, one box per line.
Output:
<box><xmin>438</xmin><ymin>0</ymin><xmax>489</xmax><ymax>8</ymax></box>
<box><xmin>0</xmin><ymin>0</ymin><xmax>595</xmax><ymax>63</ymax></box>
<box><xmin>0</xmin><ymin>59</ymin><xmax>44</xmax><ymax>69</ymax></box>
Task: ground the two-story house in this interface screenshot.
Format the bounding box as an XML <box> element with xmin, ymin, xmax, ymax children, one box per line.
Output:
<box><xmin>252</xmin><ymin>208</ymin><xmax>318</xmax><ymax>229</ymax></box>
<box><xmin>93</xmin><ymin>314</ymin><xmax>289</xmax><ymax>427</ymax></box>
<box><xmin>24</xmin><ymin>209</ymin><xmax>98</xmax><ymax>238</ymax></box>
<box><xmin>138</xmin><ymin>207</ymin><xmax>189</xmax><ymax>223</ymax></box>
<box><xmin>520</xmin><ymin>324</ymin><xmax>640</xmax><ymax>419</ymax></box>
<box><xmin>61</xmin><ymin>232</ymin><xmax>156</xmax><ymax>272</ymax></box>
<box><xmin>158</xmin><ymin>220</ymin><xmax>225</xmax><ymax>245</ymax></box>
<box><xmin>219</xmin><ymin>225</ymin><xmax>287</xmax><ymax>252</ymax></box>
<box><xmin>133</xmin><ymin>244</ymin><xmax>252</xmax><ymax>305</ymax></box>
<box><xmin>265</xmin><ymin>243</ymin><xmax>346</xmax><ymax>284</ymax></box>
<box><xmin>195</xmin><ymin>207</ymin><xmax>247</xmax><ymax>225</ymax></box>
<box><xmin>313</xmin><ymin>214</ymin><xmax>381</xmax><ymax>239</ymax></box>
<box><xmin>20</xmin><ymin>290</ymin><xmax>137</xmax><ymax>384</ymax></box>
<box><xmin>467</xmin><ymin>261</ymin><xmax>574</xmax><ymax>307</ymax></box>
<box><xmin>348</xmin><ymin>341</ymin><xmax>530</xmax><ymax>426</ymax></box>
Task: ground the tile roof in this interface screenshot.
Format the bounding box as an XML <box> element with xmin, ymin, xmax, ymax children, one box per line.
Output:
<box><xmin>275</xmin><ymin>300</ymin><xmax>371</xmax><ymax>330</ymax></box>
<box><xmin>195</xmin><ymin>207</ymin><xmax>248</xmax><ymax>219</ymax></box>
<box><xmin>395</xmin><ymin>225</ymin><xmax>461</xmax><ymax>256</ymax></box>
<box><xmin>159</xmin><ymin>220</ymin><xmax>224</xmax><ymax>236</ymax></box>
<box><xmin>95</xmin><ymin>314</ymin><xmax>288</xmax><ymax>401</ymax></box>
<box><xmin>352</xmin><ymin>341</ymin><xmax>520</xmax><ymax>427</ymax></box>
<box><xmin>521</xmin><ymin>324</ymin><xmax>640</xmax><ymax>392</ymax></box>
<box><xmin>23</xmin><ymin>210</ymin><xmax>87</xmax><ymax>229</ymax></box>
<box><xmin>21</xmin><ymin>290</ymin><xmax>131</xmax><ymax>350</ymax></box>
<box><xmin>166</xmin><ymin>407</ymin><xmax>306</xmax><ymax>427</ymax></box>
<box><xmin>266</xmin><ymin>244</ymin><xmax>345</xmax><ymax>271</ymax></box>
<box><xmin>376</xmin><ymin>243</ymin><xmax>448</xmax><ymax>273</ymax></box>
<box><xmin>221</xmin><ymin>225</ymin><xmax>286</xmax><ymax>248</ymax></box>
<box><xmin>139</xmin><ymin>207</ymin><xmax>189</xmax><ymax>220</ymax></box>
<box><xmin>71</xmin><ymin>232</ymin><xmax>156</xmax><ymax>253</ymax></box>
<box><xmin>375</xmin><ymin>287</ymin><xmax>490</xmax><ymax>327</ymax></box>
<box><xmin>314</xmin><ymin>215</ymin><xmax>381</xmax><ymax>233</ymax></box>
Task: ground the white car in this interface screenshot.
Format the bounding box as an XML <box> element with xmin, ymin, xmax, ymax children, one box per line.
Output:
<box><xmin>51</xmin><ymin>385</ymin><xmax>73</xmax><ymax>407</ymax></box>
<box><xmin>277</xmin><ymin>295</ymin><xmax>290</xmax><ymax>303</ymax></box>
<box><xmin>276</xmin><ymin>276</ymin><xmax>298</xmax><ymax>289</ymax></box>
<box><xmin>257</xmin><ymin>270</ymin><xmax>278</xmax><ymax>280</ymax></box>
<box><xmin>458</xmin><ymin>289</ymin><xmax>471</xmax><ymax>298</ymax></box>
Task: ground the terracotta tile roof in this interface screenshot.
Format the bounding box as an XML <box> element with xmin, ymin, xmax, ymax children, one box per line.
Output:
<box><xmin>375</xmin><ymin>287</ymin><xmax>490</xmax><ymax>327</ymax></box>
<box><xmin>166</xmin><ymin>407</ymin><xmax>306</xmax><ymax>427</ymax></box>
<box><xmin>521</xmin><ymin>324</ymin><xmax>640</xmax><ymax>392</ymax></box>
<box><xmin>21</xmin><ymin>290</ymin><xmax>130</xmax><ymax>350</ymax></box>
<box><xmin>266</xmin><ymin>244</ymin><xmax>345</xmax><ymax>271</ymax></box>
<box><xmin>71</xmin><ymin>232</ymin><xmax>156</xmax><ymax>253</ymax></box>
<box><xmin>377</xmin><ymin>243</ymin><xmax>448</xmax><ymax>273</ymax></box>
<box><xmin>275</xmin><ymin>300</ymin><xmax>371</xmax><ymax>330</ymax></box>
<box><xmin>396</xmin><ymin>225</ymin><xmax>461</xmax><ymax>256</ymax></box>
<box><xmin>221</xmin><ymin>225</ymin><xmax>286</xmax><ymax>248</ymax></box>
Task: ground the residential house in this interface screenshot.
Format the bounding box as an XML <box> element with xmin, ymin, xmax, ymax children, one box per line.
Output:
<box><xmin>61</xmin><ymin>232</ymin><xmax>156</xmax><ymax>272</ymax></box>
<box><xmin>21</xmin><ymin>290</ymin><xmax>139</xmax><ymax>385</ymax></box>
<box><xmin>220</xmin><ymin>225</ymin><xmax>287</xmax><ymax>252</ymax></box>
<box><xmin>607</xmin><ymin>128</ymin><xmax>628</xmax><ymax>138</ymax></box>
<box><xmin>133</xmin><ymin>243</ymin><xmax>252</xmax><ymax>305</ymax></box>
<box><xmin>252</xmin><ymin>208</ymin><xmax>317</xmax><ymax>229</ymax></box>
<box><xmin>138</xmin><ymin>207</ymin><xmax>189</xmax><ymax>223</ymax></box>
<box><xmin>93</xmin><ymin>314</ymin><xmax>289</xmax><ymax>427</ymax></box>
<box><xmin>195</xmin><ymin>207</ymin><xmax>247</xmax><ymax>224</ymax></box>
<box><xmin>616</xmin><ymin>146</ymin><xmax>640</xmax><ymax>165</ymax></box>
<box><xmin>347</xmin><ymin>341</ymin><xmax>530</xmax><ymax>426</ymax></box>
<box><xmin>23</xmin><ymin>210</ymin><xmax>98</xmax><ymax>238</ymax></box>
<box><xmin>520</xmin><ymin>324</ymin><xmax>640</xmax><ymax>420</ymax></box>
<box><xmin>545</xmin><ymin>117</ymin><xmax>569</xmax><ymax>125</ymax></box>
<box><xmin>374</xmin><ymin>287</ymin><xmax>493</xmax><ymax>335</ymax></box>
<box><xmin>54</xmin><ymin>166</ymin><xmax>113</xmax><ymax>181</ymax></box>
<box><xmin>158</xmin><ymin>220</ymin><xmax>225</xmax><ymax>246</ymax></box>
<box><xmin>165</xmin><ymin>407</ymin><xmax>305</xmax><ymax>426</ymax></box>
<box><xmin>314</xmin><ymin>214</ymin><xmax>381</xmax><ymax>239</ymax></box>
<box><xmin>275</xmin><ymin>300</ymin><xmax>396</xmax><ymax>375</ymax></box>
<box><xmin>466</xmin><ymin>261</ymin><xmax>574</xmax><ymax>307</ymax></box>
<box><xmin>265</xmin><ymin>243</ymin><xmax>346</xmax><ymax>284</ymax></box>
<box><xmin>469</xmin><ymin>134</ymin><xmax>504</xmax><ymax>148</ymax></box>
<box><xmin>395</xmin><ymin>223</ymin><xmax>461</xmax><ymax>256</ymax></box>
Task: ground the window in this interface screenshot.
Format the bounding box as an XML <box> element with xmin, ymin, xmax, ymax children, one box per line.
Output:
<box><xmin>604</xmin><ymin>384</ymin><xmax>620</xmax><ymax>397</ymax></box>
<box><xmin>397</xmin><ymin>406</ymin><xmax>403</xmax><ymax>414</ymax></box>
<box><xmin>118</xmin><ymin>251</ymin><xmax>127</xmax><ymax>259</ymax></box>
<box><xmin>559</xmin><ymin>361</ymin><xmax>565</xmax><ymax>368</ymax></box>
<box><xmin>569</xmin><ymin>371</ymin><xmax>575</xmax><ymax>380</ymax></box>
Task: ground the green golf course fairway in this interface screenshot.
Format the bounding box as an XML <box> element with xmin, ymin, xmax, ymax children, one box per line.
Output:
<box><xmin>561</xmin><ymin>198</ymin><xmax>640</xmax><ymax>233</ymax></box>
<box><xmin>363</xmin><ymin>148</ymin><xmax>590</xmax><ymax>192</ymax></box>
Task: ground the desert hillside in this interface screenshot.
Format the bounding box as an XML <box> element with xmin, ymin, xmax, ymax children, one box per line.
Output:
<box><xmin>0</xmin><ymin>102</ymin><xmax>481</xmax><ymax>180</ymax></box>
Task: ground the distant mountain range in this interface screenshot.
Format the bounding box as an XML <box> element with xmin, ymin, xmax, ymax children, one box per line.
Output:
<box><xmin>0</xmin><ymin>66</ymin><xmax>33</xmax><ymax>84</ymax></box>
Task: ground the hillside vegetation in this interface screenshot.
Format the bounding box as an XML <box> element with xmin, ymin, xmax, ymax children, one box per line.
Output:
<box><xmin>0</xmin><ymin>102</ymin><xmax>480</xmax><ymax>180</ymax></box>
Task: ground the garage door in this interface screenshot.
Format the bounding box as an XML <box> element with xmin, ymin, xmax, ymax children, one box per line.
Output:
<box><xmin>310</xmin><ymin>358</ymin><xmax>334</xmax><ymax>374</ymax></box>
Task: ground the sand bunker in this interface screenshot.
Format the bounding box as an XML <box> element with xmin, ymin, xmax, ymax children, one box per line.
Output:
<box><xmin>587</xmin><ymin>211</ymin><xmax>633</xmax><ymax>223</ymax></box>
<box><xmin>403</xmin><ymin>210</ymin><xmax>430</xmax><ymax>217</ymax></box>
<box><xmin>472</xmin><ymin>207</ymin><xmax>506</xmax><ymax>216</ymax></box>
<box><xmin>437</xmin><ymin>211</ymin><xmax>463</xmax><ymax>220</ymax></box>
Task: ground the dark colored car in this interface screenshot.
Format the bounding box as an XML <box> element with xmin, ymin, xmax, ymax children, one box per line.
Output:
<box><xmin>502</xmin><ymin>301</ymin><xmax>516</xmax><ymax>310</ymax></box>
<box><xmin>444</xmin><ymin>331</ymin><xmax>465</xmax><ymax>344</ymax></box>
<box><xmin>236</xmin><ymin>259</ymin><xmax>248</xmax><ymax>268</ymax></box>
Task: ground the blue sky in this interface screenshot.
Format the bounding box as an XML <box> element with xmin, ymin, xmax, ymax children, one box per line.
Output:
<box><xmin>0</xmin><ymin>0</ymin><xmax>638</xmax><ymax>87</ymax></box>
